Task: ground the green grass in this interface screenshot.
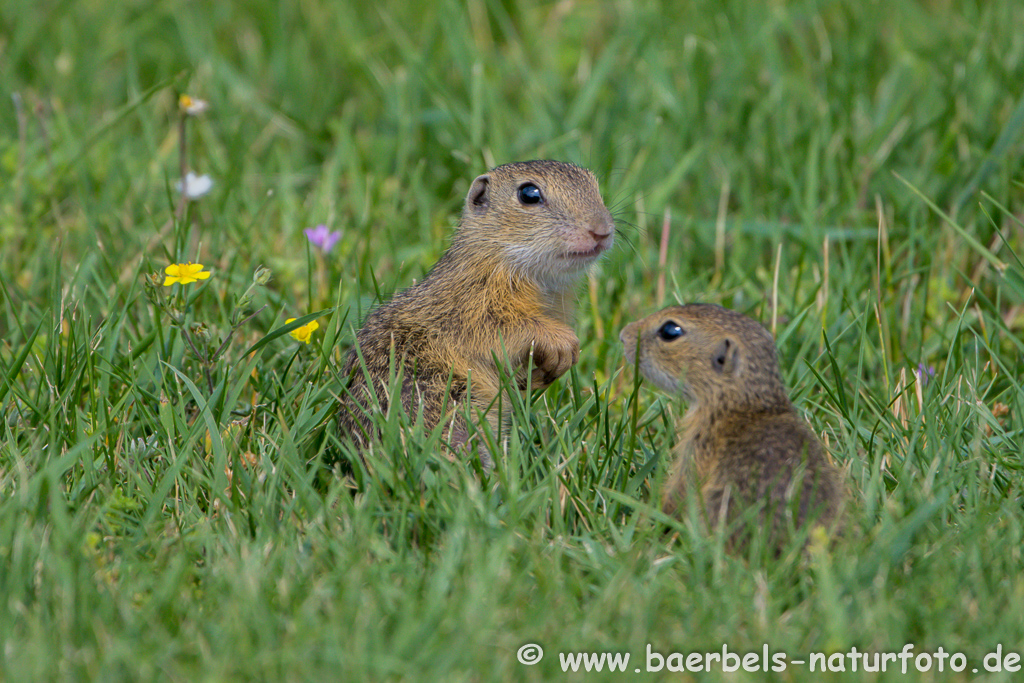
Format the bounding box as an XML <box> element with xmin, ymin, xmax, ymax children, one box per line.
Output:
<box><xmin>2</xmin><ymin>0</ymin><xmax>1024</xmax><ymax>680</ymax></box>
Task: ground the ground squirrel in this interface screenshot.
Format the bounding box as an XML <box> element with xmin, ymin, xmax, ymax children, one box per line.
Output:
<box><xmin>338</xmin><ymin>160</ymin><xmax>615</xmax><ymax>467</ymax></box>
<box><xmin>620</xmin><ymin>303</ymin><xmax>843</xmax><ymax>553</ymax></box>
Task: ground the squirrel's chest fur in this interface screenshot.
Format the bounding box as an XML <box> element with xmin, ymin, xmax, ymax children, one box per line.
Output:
<box><xmin>351</xmin><ymin>256</ymin><xmax>571</xmax><ymax>383</ymax></box>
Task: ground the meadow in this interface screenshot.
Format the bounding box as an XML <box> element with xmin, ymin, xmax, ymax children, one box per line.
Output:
<box><xmin>2</xmin><ymin>0</ymin><xmax>1023</xmax><ymax>680</ymax></box>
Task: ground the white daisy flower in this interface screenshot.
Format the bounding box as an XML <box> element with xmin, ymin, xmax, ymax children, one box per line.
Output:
<box><xmin>176</xmin><ymin>172</ymin><xmax>214</xmax><ymax>200</ymax></box>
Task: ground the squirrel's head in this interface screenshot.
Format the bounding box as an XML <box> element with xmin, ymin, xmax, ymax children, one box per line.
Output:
<box><xmin>457</xmin><ymin>160</ymin><xmax>614</xmax><ymax>289</ymax></box>
<box><xmin>619</xmin><ymin>303</ymin><xmax>789</xmax><ymax>411</ymax></box>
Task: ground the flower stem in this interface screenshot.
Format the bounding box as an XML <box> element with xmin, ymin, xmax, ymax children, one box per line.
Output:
<box><xmin>176</xmin><ymin>113</ymin><xmax>188</xmax><ymax>221</ymax></box>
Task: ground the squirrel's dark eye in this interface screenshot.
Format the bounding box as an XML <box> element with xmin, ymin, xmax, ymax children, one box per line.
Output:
<box><xmin>657</xmin><ymin>321</ymin><xmax>684</xmax><ymax>341</ymax></box>
<box><xmin>517</xmin><ymin>183</ymin><xmax>544</xmax><ymax>205</ymax></box>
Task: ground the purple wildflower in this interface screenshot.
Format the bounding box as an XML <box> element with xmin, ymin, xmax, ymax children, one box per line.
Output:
<box><xmin>917</xmin><ymin>363</ymin><xmax>936</xmax><ymax>386</ymax></box>
<box><xmin>304</xmin><ymin>224</ymin><xmax>342</xmax><ymax>253</ymax></box>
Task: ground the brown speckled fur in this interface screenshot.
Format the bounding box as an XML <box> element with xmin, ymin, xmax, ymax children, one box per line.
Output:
<box><xmin>620</xmin><ymin>303</ymin><xmax>844</xmax><ymax>553</ymax></box>
<box><xmin>338</xmin><ymin>161</ymin><xmax>614</xmax><ymax>467</ymax></box>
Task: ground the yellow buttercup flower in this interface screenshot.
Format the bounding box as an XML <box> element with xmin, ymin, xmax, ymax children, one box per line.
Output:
<box><xmin>164</xmin><ymin>262</ymin><xmax>212</xmax><ymax>286</ymax></box>
<box><xmin>286</xmin><ymin>318</ymin><xmax>319</xmax><ymax>344</ymax></box>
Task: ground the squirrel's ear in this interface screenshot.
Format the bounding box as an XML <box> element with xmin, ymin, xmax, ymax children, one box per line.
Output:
<box><xmin>711</xmin><ymin>338</ymin><xmax>738</xmax><ymax>375</ymax></box>
<box><xmin>467</xmin><ymin>174</ymin><xmax>490</xmax><ymax>211</ymax></box>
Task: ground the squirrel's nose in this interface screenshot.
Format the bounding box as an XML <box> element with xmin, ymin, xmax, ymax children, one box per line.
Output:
<box><xmin>589</xmin><ymin>211</ymin><xmax>615</xmax><ymax>245</ymax></box>
<box><xmin>618</xmin><ymin>323</ymin><xmax>635</xmax><ymax>345</ymax></box>
<box><xmin>590</xmin><ymin>211</ymin><xmax>615</xmax><ymax>238</ymax></box>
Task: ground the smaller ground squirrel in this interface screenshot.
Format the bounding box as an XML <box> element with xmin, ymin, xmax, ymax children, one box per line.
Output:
<box><xmin>620</xmin><ymin>303</ymin><xmax>843</xmax><ymax>554</ymax></box>
<box><xmin>338</xmin><ymin>160</ymin><xmax>615</xmax><ymax>467</ymax></box>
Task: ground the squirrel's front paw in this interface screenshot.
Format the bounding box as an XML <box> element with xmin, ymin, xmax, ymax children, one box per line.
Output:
<box><xmin>524</xmin><ymin>330</ymin><xmax>580</xmax><ymax>389</ymax></box>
